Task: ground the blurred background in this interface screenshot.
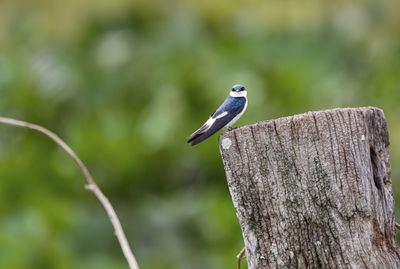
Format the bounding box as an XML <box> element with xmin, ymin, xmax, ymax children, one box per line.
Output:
<box><xmin>0</xmin><ymin>0</ymin><xmax>400</xmax><ymax>268</ymax></box>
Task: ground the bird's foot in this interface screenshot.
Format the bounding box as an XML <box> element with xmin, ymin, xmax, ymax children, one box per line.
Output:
<box><xmin>228</xmin><ymin>126</ymin><xmax>238</xmax><ymax>131</ymax></box>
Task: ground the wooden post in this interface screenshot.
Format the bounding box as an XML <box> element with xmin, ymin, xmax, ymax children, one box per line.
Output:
<box><xmin>219</xmin><ymin>107</ymin><xmax>400</xmax><ymax>268</ymax></box>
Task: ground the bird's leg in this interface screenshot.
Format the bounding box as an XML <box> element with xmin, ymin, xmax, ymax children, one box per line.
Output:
<box><xmin>228</xmin><ymin>126</ymin><xmax>238</xmax><ymax>131</ymax></box>
<box><xmin>237</xmin><ymin>246</ymin><xmax>246</xmax><ymax>269</ymax></box>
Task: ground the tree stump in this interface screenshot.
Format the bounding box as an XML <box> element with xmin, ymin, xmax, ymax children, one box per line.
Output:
<box><xmin>219</xmin><ymin>107</ymin><xmax>400</xmax><ymax>268</ymax></box>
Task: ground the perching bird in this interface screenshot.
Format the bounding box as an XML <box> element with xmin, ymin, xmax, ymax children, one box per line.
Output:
<box><xmin>187</xmin><ymin>84</ymin><xmax>248</xmax><ymax>146</ymax></box>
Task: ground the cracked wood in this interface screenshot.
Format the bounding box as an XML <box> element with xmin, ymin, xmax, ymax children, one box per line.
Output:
<box><xmin>219</xmin><ymin>107</ymin><xmax>400</xmax><ymax>269</ymax></box>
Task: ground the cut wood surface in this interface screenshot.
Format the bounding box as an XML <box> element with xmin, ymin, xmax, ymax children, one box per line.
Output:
<box><xmin>219</xmin><ymin>107</ymin><xmax>400</xmax><ymax>269</ymax></box>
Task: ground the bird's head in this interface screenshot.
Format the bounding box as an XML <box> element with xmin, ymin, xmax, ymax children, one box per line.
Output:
<box><xmin>231</xmin><ymin>84</ymin><xmax>246</xmax><ymax>92</ymax></box>
<box><xmin>230</xmin><ymin>84</ymin><xmax>247</xmax><ymax>97</ymax></box>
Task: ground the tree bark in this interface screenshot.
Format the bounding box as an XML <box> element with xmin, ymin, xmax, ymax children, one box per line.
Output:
<box><xmin>219</xmin><ymin>107</ymin><xmax>400</xmax><ymax>269</ymax></box>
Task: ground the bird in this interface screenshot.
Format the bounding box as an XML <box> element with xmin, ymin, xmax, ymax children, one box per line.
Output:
<box><xmin>187</xmin><ymin>84</ymin><xmax>248</xmax><ymax>146</ymax></box>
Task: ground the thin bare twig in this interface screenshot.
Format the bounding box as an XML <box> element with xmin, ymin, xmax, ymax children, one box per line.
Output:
<box><xmin>0</xmin><ymin>117</ymin><xmax>139</xmax><ymax>269</ymax></box>
<box><xmin>237</xmin><ymin>246</ymin><xmax>246</xmax><ymax>269</ymax></box>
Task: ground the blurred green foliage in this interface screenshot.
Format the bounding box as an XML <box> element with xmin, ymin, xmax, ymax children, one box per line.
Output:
<box><xmin>0</xmin><ymin>0</ymin><xmax>400</xmax><ymax>268</ymax></box>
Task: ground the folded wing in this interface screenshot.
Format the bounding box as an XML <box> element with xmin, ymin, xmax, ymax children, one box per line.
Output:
<box><xmin>187</xmin><ymin>97</ymin><xmax>246</xmax><ymax>146</ymax></box>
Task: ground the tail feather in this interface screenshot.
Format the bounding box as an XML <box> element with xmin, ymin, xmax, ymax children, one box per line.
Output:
<box><xmin>188</xmin><ymin>120</ymin><xmax>226</xmax><ymax>146</ymax></box>
<box><xmin>188</xmin><ymin>131</ymin><xmax>214</xmax><ymax>146</ymax></box>
<box><xmin>187</xmin><ymin>123</ymin><xmax>209</xmax><ymax>143</ymax></box>
<box><xmin>188</xmin><ymin>133</ymin><xmax>204</xmax><ymax>146</ymax></box>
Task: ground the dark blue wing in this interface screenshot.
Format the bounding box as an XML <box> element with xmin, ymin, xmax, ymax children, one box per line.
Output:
<box><xmin>212</xmin><ymin>96</ymin><xmax>245</xmax><ymax>118</ymax></box>
<box><xmin>188</xmin><ymin>97</ymin><xmax>246</xmax><ymax>146</ymax></box>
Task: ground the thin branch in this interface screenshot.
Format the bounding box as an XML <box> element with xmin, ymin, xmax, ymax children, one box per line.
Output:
<box><xmin>0</xmin><ymin>117</ymin><xmax>139</xmax><ymax>269</ymax></box>
<box><xmin>237</xmin><ymin>246</ymin><xmax>246</xmax><ymax>269</ymax></box>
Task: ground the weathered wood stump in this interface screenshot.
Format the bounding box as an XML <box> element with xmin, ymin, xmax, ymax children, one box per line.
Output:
<box><xmin>219</xmin><ymin>107</ymin><xmax>400</xmax><ymax>268</ymax></box>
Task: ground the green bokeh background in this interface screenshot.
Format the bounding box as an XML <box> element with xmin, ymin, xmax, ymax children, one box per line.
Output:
<box><xmin>0</xmin><ymin>1</ymin><xmax>400</xmax><ymax>268</ymax></box>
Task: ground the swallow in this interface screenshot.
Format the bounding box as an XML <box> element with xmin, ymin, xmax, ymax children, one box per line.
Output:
<box><xmin>187</xmin><ymin>84</ymin><xmax>248</xmax><ymax>146</ymax></box>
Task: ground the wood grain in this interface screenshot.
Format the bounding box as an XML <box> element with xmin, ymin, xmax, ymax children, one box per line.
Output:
<box><xmin>219</xmin><ymin>107</ymin><xmax>400</xmax><ymax>269</ymax></box>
